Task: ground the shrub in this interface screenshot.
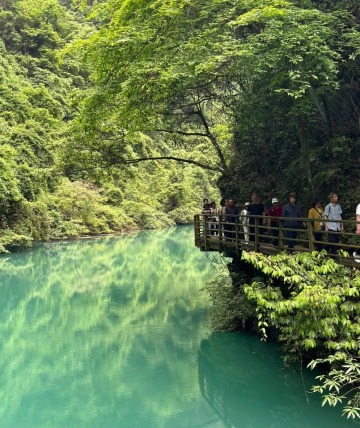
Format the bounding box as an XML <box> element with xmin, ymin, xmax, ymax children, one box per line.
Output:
<box><xmin>242</xmin><ymin>250</ymin><xmax>360</xmax><ymax>419</ymax></box>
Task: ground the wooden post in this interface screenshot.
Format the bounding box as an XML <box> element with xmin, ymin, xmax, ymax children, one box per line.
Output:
<box><xmin>255</xmin><ymin>217</ymin><xmax>259</xmax><ymax>252</ymax></box>
<box><xmin>218</xmin><ymin>215</ymin><xmax>223</xmax><ymax>252</ymax></box>
<box><xmin>235</xmin><ymin>216</ymin><xmax>239</xmax><ymax>257</ymax></box>
<box><xmin>308</xmin><ymin>219</ymin><xmax>315</xmax><ymax>251</ymax></box>
<box><xmin>279</xmin><ymin>220</ymin><xmax>284</xmax><ymax>251</ymax></box>
<box><xmin>194</xmin><ymin>215</ymin><xmax>199</xmax><ymax>247</ymax></box>
<box><xmin>194</xmin><ymin>215</ymin><xmax>360</xmax><ymax>268</ymax></box>
<box><xmin>203</xmin><ymin>216</ymin><xmax>208</xmax><ymax>251</ymax></box>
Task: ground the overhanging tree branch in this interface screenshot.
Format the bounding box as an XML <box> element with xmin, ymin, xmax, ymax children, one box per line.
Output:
<box><xmin>196</xmin><ymin>107</ymin><xmax>229</xmax><ymax>171</ymax></box>
<box><xmin>124</xmin><ymin>156</ymin><xmax>224</xmax><ymax>172</ymax></box>
<box><xmin>155</xmin><ymin>129</ymin><xmax>208</xmax><ymax>137</ymax></box>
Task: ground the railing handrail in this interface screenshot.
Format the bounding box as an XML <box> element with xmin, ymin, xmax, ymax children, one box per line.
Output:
<box><xmin>194</xmin><ymin>213</ymin><xmax>360</xmax><ymax>265</ymax></box>
<box><xmin>199</xmin><ymin>213</ymin><xmax>360</xmax><ymax>224</ymax></box>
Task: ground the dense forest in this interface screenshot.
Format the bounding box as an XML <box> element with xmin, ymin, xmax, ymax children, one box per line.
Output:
<box><xmin>0</xmin><ymin>0</ymin><xmax>220</xmax><ymax>252</ymax></box>
<box><xmin>0</xmin><ymin>0</ymin><xmax>359</xmax><ymax>252</ymax></box>
<box><xmin>1</xmin><ymin>0</ymin><xmax>360</xmax><ymax>418</ymax></box>
<box><xmin>69</xmin><ymin>0</ymin><xmax>360</xmax><ymax>210</ymax></box>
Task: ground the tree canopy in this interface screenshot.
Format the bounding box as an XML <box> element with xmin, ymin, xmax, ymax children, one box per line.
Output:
<box><xmin>0</xmin><ymin>0</ymin><xmax>220</xmax><ymax>250</ymax></box>
<box><xmin>73</xmin><ymin>0</ymin><xmax>360</xmax><ymax>208</ymax></box>
<box><xmin>0</xmin><ymin>0</ymin><xmax>359</xmax><ymax>233</ymax></box>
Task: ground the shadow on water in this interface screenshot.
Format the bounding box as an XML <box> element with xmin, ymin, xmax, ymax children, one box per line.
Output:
<box><xmin>198</xmin><ymin>332</ymin><xmax>357</xmax><ymax>428</ymax></box>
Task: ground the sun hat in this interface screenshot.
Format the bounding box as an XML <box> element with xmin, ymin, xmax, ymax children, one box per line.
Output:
<box><xmin>271</xmin><ymin>198</ymin><xmax>278</xmax><ymax>204</ymax></box>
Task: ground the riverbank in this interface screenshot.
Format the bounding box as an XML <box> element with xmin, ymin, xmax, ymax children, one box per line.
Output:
<box><xmin>0</xmin><ymin>177</ymin><xmax>200</xmax><ymax>253</ymax></box>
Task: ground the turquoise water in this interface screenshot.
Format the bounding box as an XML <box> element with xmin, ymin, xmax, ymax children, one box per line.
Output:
<box><xmin>0</xmin><ymin>226</ymin><xmax>356</xmax><ymax>427</ymax></box>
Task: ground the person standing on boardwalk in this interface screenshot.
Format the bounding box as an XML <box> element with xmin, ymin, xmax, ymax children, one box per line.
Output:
<box><xmin>224</xmin><ymin>198</ymin><xmax>239</xmax><ymax>240</ymax></box>
<box><xmin>356</xmin><ymin>203</ymin><xmax>360</xmax><ymax>235</ymax></box>
<box><xmin>323</xmin><ymin>193</ymin><xmax>344</xmax><ymax>255</ymax></box>
<box><xmin>202</xmin><ymin>202</ymin><xmax>212</xmax><ymax>237</ymax></box>
<box><xmin>354</xmin><ymin>203</ymin><xmax>360</xmax><ymax>262</ymax></box>
<box><xmin>268</xmin><ymin>198</ymin><xmax>282</xmax><ymax>246</ymax></box>
<box><xmin>281</xmin><ymin>193</ymin><xmax>302</xmax><ymax>249</ymax></box>
<box><xmin>210</xmin><ymin>201</ymin><xmax>219</xmax><ymax>236</ymax></box>
<box><xmin>308</xmin><ymin>198</ymin><xmax>324</xmax><ymax>251</ymax></box>
<box><xmin>248</xmin><ymin>193</ymin><xmax>265</xmax><ymax>243</ymax></box>
<box><xmin>240</xmin><ymin>202</ymin><xmax>250</xmax><ymax>242</ymax></box>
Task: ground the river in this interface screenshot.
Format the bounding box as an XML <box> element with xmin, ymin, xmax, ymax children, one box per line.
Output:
<box><xmin>0</xmin><ymin>226</ymin><xmax>356</xmax><ymax>427</ymax></box>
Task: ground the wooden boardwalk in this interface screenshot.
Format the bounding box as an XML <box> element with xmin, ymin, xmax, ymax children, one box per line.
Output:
<box><xmin>194</xmin><ymin>214</ymin><xmax>360</xmax><ymax>269</ymax></box>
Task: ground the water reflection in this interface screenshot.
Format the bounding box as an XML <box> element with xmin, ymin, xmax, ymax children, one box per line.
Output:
<box><xmin>198</xmin><ymin>332</ymin><xmax>356</xmax><ymax>428</ymax></box>
<box><xmin>0</xmin><ymin>227</ymin><xmax>218</xmax><ymax>428</ymax></box>
<box><xmin>0</xmin><ymin>227</ymin><xmax>356</xmax><ymax>427</ymax></box>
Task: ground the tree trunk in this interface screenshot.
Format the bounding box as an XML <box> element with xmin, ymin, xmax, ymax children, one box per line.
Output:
<box><xmin>295</xmin><ymin>116</ymin><xmax>314</xmax><ymax>197</ymax></box>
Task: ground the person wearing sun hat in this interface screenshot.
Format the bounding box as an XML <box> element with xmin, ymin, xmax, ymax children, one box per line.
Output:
<box><xmin>268</xmin><ymin>197</ymin><xmax>282</xmax><ymax>246</ymax></box>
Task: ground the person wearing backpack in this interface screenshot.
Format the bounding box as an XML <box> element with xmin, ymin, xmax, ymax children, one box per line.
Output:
<box><xmin>323</xmin><ymin>193</ymin><xmax>344</xmax><ymax>254</ymax></box>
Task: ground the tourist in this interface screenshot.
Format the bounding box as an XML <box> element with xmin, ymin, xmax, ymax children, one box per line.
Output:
<box><xmin>281</xmin><ymin>193</ymin><xmax>302</xmax><ymax>249</ymax></box>
<box><xmin>224</xmin><ymin>198</ymin><xmax>238</xmax><ymax>240</ymax></box>
<box><xmin>240</xmin><ymin>202</ymin><xmax>250</xmax><ymax>242</ymax></box>
<box><xmin>323</xmin><ymin>193</ymin><xmax>344</xmax><ymax>255</ymax></box>
<box><xmin>210</xmin><ymin>201</ymin><xmax>219</xmax><ymax>236</ymax></box>
<box><xmin>220</xmin><ymin>197</ymin><xmax>227</xmax><ymax>215</ymax></box>
<box><xmin>248</xmin><ymin>193</ymin><xmax>265</xmax><ymax>243</ymax></box>
<box><xmin>352</xmin><ymin>203</ymin><xmax>360</xmax><ymax>262</ymax></box>
<box><xmin>308</xmin><ymin>198</ymin><xmax>324</xmax><ymax>251</ymax></box>
<box><xmin>201</xmin><ymin>202</ymin><xmax>211</xmax><ymax>236</ymax></box>
<box><xmin>268</xmin><ymin>197</ymin><xmax>282</xmax><ymax>246</ymax></box>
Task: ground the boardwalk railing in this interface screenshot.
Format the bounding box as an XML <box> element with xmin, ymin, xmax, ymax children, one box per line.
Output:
<box><xmin>194</xmin><ymin>214</ymin><xmax>360</xmax><ymax>267</ymax></box>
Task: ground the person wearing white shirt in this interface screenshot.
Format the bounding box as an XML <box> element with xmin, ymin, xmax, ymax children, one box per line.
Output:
<box><xmin>240</xmin><ymin>202</ymin><xmax>250</xmax><ymax>242</ymax></box>
<box><xmin>323</xmin><ymin>193</ymin><xmax>344</xmax><ymax>255</ymax></box>
<box><xmin>353</xmin><ymin>203</ymin><xmax>360</xmax><ymax>263</ymax></box>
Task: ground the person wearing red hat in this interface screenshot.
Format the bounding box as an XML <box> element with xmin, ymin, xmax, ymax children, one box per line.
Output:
<box><xmin>268</xmin><ymin>197</ymin><xmax>282</xmax><ymax>246</ymax></box>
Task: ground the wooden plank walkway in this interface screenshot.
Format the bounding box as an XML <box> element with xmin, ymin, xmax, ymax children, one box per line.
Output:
<box><xmin>194</xmin><ymin>214</ymin><xmax>360</xmax><ymax>269</ymax></box>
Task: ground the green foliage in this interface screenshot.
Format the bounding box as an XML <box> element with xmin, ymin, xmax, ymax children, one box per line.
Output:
<box><xmin>1</xmin><ymin>0</ymin><xmax>360</xmax><ymax>252</ymax></box>
<box><xmin>7</xmin><ymin>179</ymin><xmax>137</xmax><ymax>242</ymax></box>
<box><xmin>242</xmin><ymin>250</ymin><xmax>360</xmax><ymax>417</ymax></box>
<box><xmin>204</xmin><ymin>269</ymin><xmax>257</xmax><ymax>331</ymax></box>
<box><xmin>121</xmin><ymin>201</ymin><xmax>175</xmax><ymax>230</ymax></box>
<box><xmin>0</xmin><ymin>145</ymin><xmax>22</xmax><ymax>215</ymax></box>
<box><xmin>309</xmin><ymin>354</ymin><xmax>360</xmax><ymax>420</ymax></box>
<box><xmin>43</xmin><ymin>178</ymin><xmax>137</xmax><ymax>237</ymax></box>
<box><xmin>0</xmin><ymin>0</ymin><xmax>128</xmax><ymax>249</ymax></box>
<box><xmin>70</xmin><ymin>0</ymin><xmax>360</xmax><ymax>214</ymax></box>
<box><xmin>0</xmin><ymin>229</ymin><xmax>32</xmax><ymax>253</ymax></box>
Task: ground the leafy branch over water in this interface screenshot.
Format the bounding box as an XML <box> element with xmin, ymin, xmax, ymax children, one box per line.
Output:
<box><xmin>242</xmin><ymin>250</ymin><xmax>360</xmax><ymax>419</ymax></box>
